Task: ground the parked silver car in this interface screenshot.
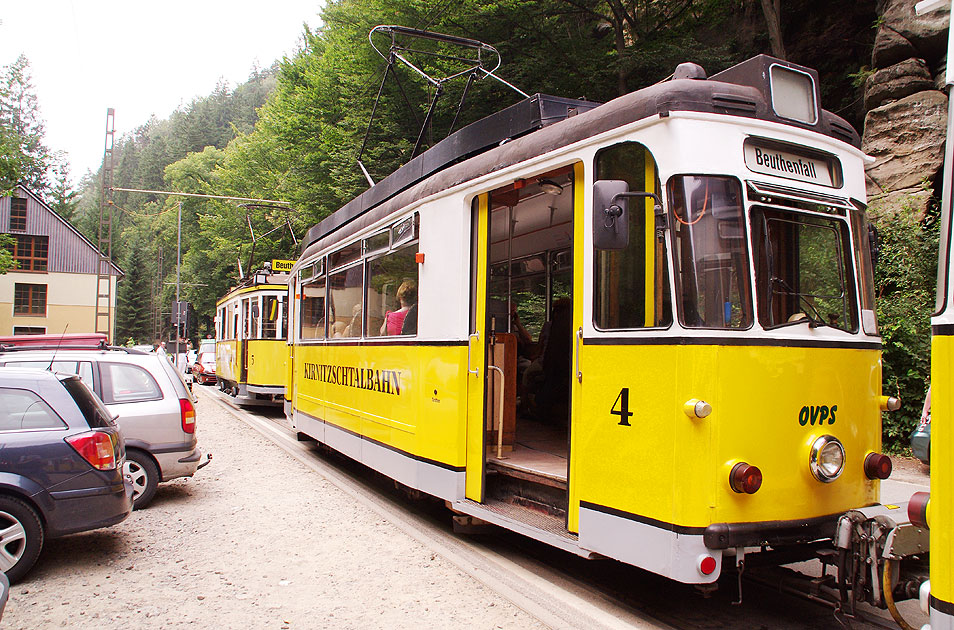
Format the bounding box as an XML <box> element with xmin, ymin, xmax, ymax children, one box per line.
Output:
<box><xmin>0</xmin><ymin>335</ymin><xmax>211</xmax><ymax>509</ymax></box>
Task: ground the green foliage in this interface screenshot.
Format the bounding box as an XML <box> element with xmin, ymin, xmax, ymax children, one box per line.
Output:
<box><xmin>115</xmin><ymin>237</ymin><xmax>154</xmax><ymax>344</ymax></box>
<box><xmin>849</xmin><ymin>66</ymin><xmax>874</xmax><ymax>89</ymax></box>
<box><xmin>0</xmin><ymin>55</ymin><xmax>53</xmax><ymax>193</ymax></box>
<box><xmin>0</xmin><ymin>234</ymin><xmax>16</xmax><ymax>274</ymax></box>
<box><xmin>874</xmin><ymin>203</ymin><xmax>939</xmax><ymax>452</ymax></box>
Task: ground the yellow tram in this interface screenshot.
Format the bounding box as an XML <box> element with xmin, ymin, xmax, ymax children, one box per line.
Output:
<box><xmin>215</xmin><ymin>266</ymin><xmax>290</xmax><ymax>405</ymax></box>
<box><xmin>285</xmin><ymin>54</ymin><xmax>927</xmax><ymax>610</ymax></box>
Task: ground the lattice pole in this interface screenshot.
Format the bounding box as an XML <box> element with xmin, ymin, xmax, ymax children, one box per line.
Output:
<box><xmin>95</xmin><ymin>108</ymin><xmax>116</xmax><ymax>340</ymax></box>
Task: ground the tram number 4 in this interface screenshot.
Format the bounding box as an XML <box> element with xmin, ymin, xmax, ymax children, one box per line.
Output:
<box><xmin>611</xmin><ymin>388</ymin><xmax>634</xmax><ymax>426</ymax></box>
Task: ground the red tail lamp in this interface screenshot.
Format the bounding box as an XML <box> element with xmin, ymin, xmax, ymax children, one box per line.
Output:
<box><xmin>863</xmin><ymin>452</ymin><xmax>892</xmax><ymax>480</ymax></box>
<box><xmin>697</xmin><ymin>554</ymin><xmax>718</xmax><ymax>576</ymax></box>
<box><xmin>908</xmin><ymin>491</ymin><xmax>930</xmax><ymax>529</ymax></box>
<box><xmin>729</xmin><ymin>462</ymin><xmax>762</xmax><ymax>494</ymax></box>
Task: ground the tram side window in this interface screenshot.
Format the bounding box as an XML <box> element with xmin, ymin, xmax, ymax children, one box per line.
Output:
<box><xmin>594</xmin><ymin>143</ymin><xmax>671</xmax><ymax>329</ymax></box>
<box><xmin>850</xmin><ymin>208</ymin><xmax>878</xmax><ymax>335</ymax></box>
<box><xmin>300</xmin><ymin>276</ymin><xmax>326</xmax><ymax>340</ymax></box>
<box><xmin>329</xmin><ymin>264</ymin><xmax>363</xmax><ymax>338</ymax></box>
<box><xmin>262</xmin><ymin>295</ymin><xmax>280</xmax><ymax>339</ymax></box>
<box><xmin>250</xmin><ymin>298</ymin><xmax>261</xmax><ymax>339</ymax></box>
<box><xmin>367</xmin><ymin>244</ymin><xmax>418</xmax><ymax>337</ymax></box>
<box><xmin>668</xmin><ymin>175</ymin><xmax>752</xmax><ymax>329</ymax></box>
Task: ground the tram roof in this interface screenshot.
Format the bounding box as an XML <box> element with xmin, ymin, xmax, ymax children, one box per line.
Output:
<box><xmin>299</xmin><ymin>55</ymin><xmax>860</xmax><ymax>262</ymax></box>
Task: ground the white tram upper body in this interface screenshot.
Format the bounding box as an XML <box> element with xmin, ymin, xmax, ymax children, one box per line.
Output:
<box><xmin>285</xmin><ymin>55</ymin><xmax>926</xmax><ymax>607</ymax></box>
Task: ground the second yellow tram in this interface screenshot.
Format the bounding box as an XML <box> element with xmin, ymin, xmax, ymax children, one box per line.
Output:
<box><xmin>215</xmin><ymin>268</ymin><xmax>289</xmax><ymax>406</ymax></box>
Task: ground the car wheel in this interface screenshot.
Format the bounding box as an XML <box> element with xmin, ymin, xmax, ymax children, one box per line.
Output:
<box><xmin>0</xmin><ymin>495</ymin><xmax>44</xmax><ymax>583</ymax></box>
<box><xmin>124</xmin><ymin>450</ymin><xmax>159</xmax><ymax>510</ymax></box>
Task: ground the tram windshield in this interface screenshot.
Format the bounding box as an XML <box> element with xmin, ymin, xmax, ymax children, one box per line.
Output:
<box><xmin>751</xmin><ymin>207</ymin><xmax>858</xmax><ymax>332</ymax></box>
<box><xmin>668</xmin><ymin>176</ymin><xmax>752</xmax><ymax>329</ymax></box>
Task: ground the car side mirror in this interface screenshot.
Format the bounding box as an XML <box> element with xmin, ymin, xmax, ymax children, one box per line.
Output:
<box><xmin>593</xmin><ymin>180</ymin><xmax>630</xmax><ymax>250</ymax></box>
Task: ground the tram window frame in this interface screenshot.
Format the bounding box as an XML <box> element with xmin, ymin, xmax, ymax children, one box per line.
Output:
<box><xmin>299</xmin><ymin>259</ymin><xmax>327</xmax><ymax>342</ymax></box>
<box><xmin>328</xmin><ymin>261</ymin><xmax>365</xmax><ymax>339</ymax></box>
<box><xmin>668</xmin><ymin>174</ymin><xmax>753</xmax><ymax>330</ymax></box>
<box><xmin>261</xmin><ymin>294</ymin><xmax>282</xmax><ymax>339</ymax></box>
<box><xmin>593</xmin><ymin>142</ymin><xmax>673</xmax><ymax>331</ymax></box>
<box><xmin>366</xmin><ymin>242</ymin><xmax>419</xmax><ymax>338</ymax></box>
<box><xmin>316</xmin><ymin>212</ymin><xmax>420</xmax><ymax>342</ymax></box>
<box><xmin>750</xmin><ymin>205</ymin><xmax>859</xmax><ymax>333</ymax></box>
<box><xmin>364</xmin><ymin>231</ymin><xmax>390</xmax><ymax>256</ymax></box>
<box><xmin>849</xmin><ymin>207</ymin><xmax>878</xmax><ymax>336</ymax></box>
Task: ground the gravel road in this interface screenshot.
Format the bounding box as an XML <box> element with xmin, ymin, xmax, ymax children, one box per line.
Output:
<box><xmin>2</xmin><ymin>386</ymin><xmax>548</xmax><ymax>630</ymax></box>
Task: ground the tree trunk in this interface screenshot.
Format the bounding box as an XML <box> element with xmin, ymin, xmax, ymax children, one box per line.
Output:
<box><xmin>759</xmin><ymin>0</ymin><xmax>787</xmax><ymax>59</ymax></box>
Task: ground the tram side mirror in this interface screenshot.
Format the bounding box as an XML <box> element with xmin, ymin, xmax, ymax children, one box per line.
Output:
<box><xmin>593</xmin><ymin>180</ymin><xmax>630</xmax><ymax>250</ymax></box>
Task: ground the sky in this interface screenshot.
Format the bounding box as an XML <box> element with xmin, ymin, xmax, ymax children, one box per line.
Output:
<box><xmin>0</xmin><ymin>1</ymin><xmax>321</xmax><ymax>185</ymax></box>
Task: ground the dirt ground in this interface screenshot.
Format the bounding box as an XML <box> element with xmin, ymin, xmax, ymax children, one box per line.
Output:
<box><xmin>889</xmin><ymin>453</ymin><xmax>930</xmax><ymax>486</ymax></box>
<box><xmin>2</xmin><ymin>387</ymin><xmax>547</xmax><ymax>630</ymax></box>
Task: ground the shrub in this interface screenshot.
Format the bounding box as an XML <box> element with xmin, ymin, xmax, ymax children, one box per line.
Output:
<box><xmin>874</xmin><ymin>202</ymin><xmax>938</xmax><ymax>452</ymax></box>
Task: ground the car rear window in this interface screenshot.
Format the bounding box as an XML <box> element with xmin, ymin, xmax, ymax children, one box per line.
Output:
<box><xmin>60</xmin><ymin>377</ymin><xmax>114</xmax><ymax>429</ymax></box>
<box><xmin>157</xmin><ymin>355</ymin><xmax>194</xmax><ymax>402</ymax></box>
<box><xmin>100</xmin><ymin>362</ymin><xmax>163</xmax><ymax>404</ymax></box>
<box><xmin>2</xmin><ymin>360</ymin><xmax>95</xmax><ymax>390</ymax></box>
<box><xmin>0</xmin><ymin>386</ymin><xmax>67</xmax><ymax>431</ymax></box>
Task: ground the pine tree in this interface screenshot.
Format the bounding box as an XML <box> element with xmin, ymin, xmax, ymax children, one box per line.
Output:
<box><xmin>0</xmin><ymin>55</ymin><xmax>52</xmax><ymax>194</ymax></box>
<box><xmin>115</xmin><ymin>239</ymin><xmax>154</xmax><ymax>344</ymax></box>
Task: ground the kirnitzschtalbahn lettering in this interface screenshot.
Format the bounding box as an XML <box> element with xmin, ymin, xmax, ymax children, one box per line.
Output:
<box><xmin>302</xmin><ymin>362</ymin><xmax>402</xmax><ymax>396</ymax></box>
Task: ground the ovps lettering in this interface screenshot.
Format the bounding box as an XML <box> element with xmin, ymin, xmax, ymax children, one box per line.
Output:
<box><xmin>798</xmin><ymin>404</ymin><xmax>837</xmax><ymax>426</ymax></box>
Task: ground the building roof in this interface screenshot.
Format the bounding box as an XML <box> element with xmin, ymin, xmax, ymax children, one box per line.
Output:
<box><xmin>2</xmin><ymin>184</ymin><xmax>124</xmax><ymax>278</ymax></box>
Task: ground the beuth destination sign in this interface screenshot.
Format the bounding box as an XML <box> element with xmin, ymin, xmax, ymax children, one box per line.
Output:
<box><xmin>272</xmin><ymin>259</ymin><xmax>295</xmax><ymax>273</ymax></box>
<box><xmin>743</xmin><ymin>140</ymin><xmax>836</xmax><ymax>187</ymax></box>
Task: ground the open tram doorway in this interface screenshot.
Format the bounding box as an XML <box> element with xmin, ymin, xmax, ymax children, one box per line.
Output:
<box><xmin>480</xmin><ymin>165</ymin><xmax>575</xmax><ymax>524</ymax></box>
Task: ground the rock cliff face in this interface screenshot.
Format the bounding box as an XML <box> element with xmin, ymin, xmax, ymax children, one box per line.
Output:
<box><xmin>864</xmin><ymin>0</ymin><xmax>950</xmax><ymax>218</ymax></box>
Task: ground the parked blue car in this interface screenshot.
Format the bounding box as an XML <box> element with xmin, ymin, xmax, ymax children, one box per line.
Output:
<box><xmin>0</xmin><ymin>368</ymin><xmax>133</xmax><ymax>582</ymax></box>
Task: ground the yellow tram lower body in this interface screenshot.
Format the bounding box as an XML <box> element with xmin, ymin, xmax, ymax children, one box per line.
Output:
<box><xmin>289</xmin><ymin>340</ymin><xmax>883</xmax><ymax>584</ymax></box>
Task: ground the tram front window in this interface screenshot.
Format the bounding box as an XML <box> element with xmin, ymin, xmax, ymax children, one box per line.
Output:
<box><xmin>668</xmin><ymin>176</ymin><xmax>752</xmax><ymax>329</ymax></box>
<box><xmin>751</xmin><ymin>207</ymin><xmax>858</xmax><ymax>332</ymax></box>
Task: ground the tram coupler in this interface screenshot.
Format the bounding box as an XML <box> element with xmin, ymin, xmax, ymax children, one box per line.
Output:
<box><xmin>833</xmin><ymin>503</ymin><xmax>928</xmax><ymax>617</ymax></box>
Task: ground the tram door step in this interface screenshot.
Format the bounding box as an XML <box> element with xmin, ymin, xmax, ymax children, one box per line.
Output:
<box><xmin>485</xmin><ymin>469</ymin><xmax>567</xmax><ymax>521</ymax></box>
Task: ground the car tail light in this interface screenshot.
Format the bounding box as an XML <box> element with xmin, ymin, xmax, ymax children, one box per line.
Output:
<box><xmin>864</xmin><ymin>452</ymin><xmax>892</xmax><ymax>480</ymax></box>
<box><xmin>729</xmin><ymin>462</ymin><xmax>762</xmax><ymax>494</ymax></box>
<box><xmin>180</xmin><ymin>398</ymin><xmax>196</xmax><ymax>433</ymax></box>
<box><xmin>66</xmin><ymin>431</ymin><xmax>117</xmax><ymax>471</ymax></box>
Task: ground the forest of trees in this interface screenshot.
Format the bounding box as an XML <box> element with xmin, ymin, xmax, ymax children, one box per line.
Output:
<box><xmin>61</xmin><ymin>0</ymin><xmax>876</xmax><ymax>345</ymax></box>
<box><xmin>8</xmin><ymin>0</ymin><xmax>933</xmax><ymax>450</ymax></box>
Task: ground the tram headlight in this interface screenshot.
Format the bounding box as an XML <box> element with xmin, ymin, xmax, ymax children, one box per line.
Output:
<box><xmin>809</xmin><ymin>435</ymin><xmax>845</xmax><ymax>483</ymax></box>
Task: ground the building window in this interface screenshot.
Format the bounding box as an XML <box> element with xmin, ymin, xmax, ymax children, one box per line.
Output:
<box><xmin>9</xmin><ymin>197</ymin><xmax>27</xmax><ymax>231</ymax></box>
<box><xmin>12</xmin><ymin>235</ymin><xmax>48</xmax><ymax>271</ymax></box>
<box><xmin>12</xmin><ymin>326</ymin><xmax>46</xmax><ymax>335</ymax></box>
<box><xmin>14</xmin><ymin>283</ymin><xmax>46</xmax><ymax>316</ymax></box>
